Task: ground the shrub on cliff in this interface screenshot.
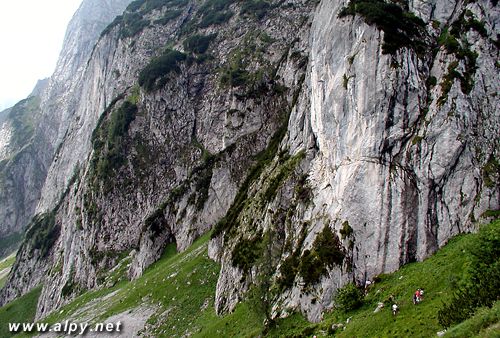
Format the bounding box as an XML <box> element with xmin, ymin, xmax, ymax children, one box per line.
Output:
<box><xmin>138</xmin><ymin>49</ymin><xmax>186</xmax><ymax>91</ymax></box>
<box><xmin>183</xmin><ymin>34</ymin><xmax>216</xmax><ymax>54</ymax></box>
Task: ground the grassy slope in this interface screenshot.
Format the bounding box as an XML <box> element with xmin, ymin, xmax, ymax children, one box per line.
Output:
<box><xmin>267</xmin><ymin>220</ymin><xmax>500</xmax><ymax>338</ymax></box>
<box><xmin>0</xmin><ymin>253</ymin><xmax>16</xmax><ymax>289</ymax></box>
<box><xmin>0</xmin><ymin>286</ymin><xmax>42</xmax><ymax>337</ymax></box>
<box><xmin>444</xmin><ymin>302</ymin><xmax>500</xmax><ymax>338</ymax></box>
<box><xmin>4</xmin><ymin>221</ymin><xmax>499</xmax><ymax>337</ymax></box>
<box><xmin>0</xmin><ymin>254</ymin><xmax>16</xmax><ymax>271</ymax></box>
<box><xmin>24</xmin><ymin>233</ymin><xmax>263</xmax><ymax>337</ymax></box>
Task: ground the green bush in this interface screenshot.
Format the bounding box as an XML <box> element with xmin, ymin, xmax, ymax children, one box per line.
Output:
<box><xmin>241</xmin><ymin>0</ymin><xmax>271</xmax><ymax>19</ymax></box>
<box><xmin>199</xmin><ymin>0</ymin><xmax>234</xmax><ymax>12</ymax></box>
<box><xmin>438</xmin><ymin>28</ymin><xmax>460</xmax><ymax>54</ymax></box>
<box><xmin>199</xmin><ymin>11</ymin><xmax>233</xmax><ymax>27</ymax></box>
<box><xmin>482</xmin><ymin>209</ymin><xmax>500</xmax><ymax>219</ymax></box>
<box><xmin>92</xmin><ymin>99</ymin><xmax>138</xmax><ymax>180</ymax></box>
<box><xmin>61</xmin><ymin>279</ymin><xmax>78</xmax><ymax>297</ymax></box>
<box><xmin>198</xmin><ymin>0</ymin><xmax>234</xmax><ymax>27</ymax></box>
<box><xmin>24</xmin><ymin>212</ymin><xmax>59</xmax><ymax>258</ymax></box>
<box><xmin>340</xmin><ymin>221</ymin><xmax>353</xmax><ymax>239</ymax></box>
<box><xmin>295</xmin><ymin>174</ymin><xmax>312</xmax><ymax>204</ymax></box>
<box><xmin>334</xmin><ymin>283</ymin><xmax>364</xmax><ymax>312</ymax></box>
<box><xmin>127</xmin><ymin>0</ymin><xmax>188</xmax><ymax>14</ymax></box>
<box><xmin>220</xmin><ymin>64</ymin><xmax>250</xmax><ymax>87</ymax></box>
<box><xmin>427</xmin><ymin>76</ymin><xmax>437</xmax><ymax>87</ymax></box>
<box><xmin>438</xmin><ymin>222</ymin><xmax>500</xmax><ymax>328</ymax></box>
<box><xmin>444</xmin><ymin>302</ymin><xmax>500</xmax><ymax>337</ymax></box>
<box><xmin>299</xmin><ymin>226</ymin><xmax>345</xmax><ymax>285</ymax></box>
<box><xmin>108</xmin><ymin>101</ymin><xmax>137</xmax><ymax>141</ymax></box>
<box><xmin>183</xmin><ymin>34</ymin><xmax>216</xmax><ymax>54</ymax></box>
<box><xmin>436</xmin><ymin>13</ymin><xmax>480</xmax><ymax>105</ymax></box>
<box><xmin>139</xmin><ymin>49</ymin><xmax>186</xmax><ymax>91</ymax></box>
<box><xmin>154</xmin><ymin>9</ymin><xmax>183</xmax><ymax>25</ymax></box>
<box><xmin>339</xmin><ymin>0</ymin><xmax>426</xmax><ymax>54</ymax></box>
<box><xmin>278</xmin><ymin>254</ymin><xmax>300</xmax><ymax>290</ymax></box>
<box><xmin>194</xmin><ymin>167</ymin><xmax>213</xmax><ymax>211</ymax></box>
<box><xmin>120</xmin><ymin>12</ymin><xmax>149</xmax><ymax>38</ymax></box>
<box><xmin>482</xmin><ymin>156</ymin><xmax>499</xmax><ymax>188</ymax></box>
<box><xmin>232</xmin><ymin>235</ymin><xmax>264</xmax><ymax>272</ymax></box>
<box><xmin>451</xmin><ymin>12</ymin><xmax>488</xmax><ymax>38</ymax></box>
<box><xmin>102</xmin><ymin>0</ymin><xmax>188</xmax><ymax>38</ymax></box>
<box><xmin>437</xmin><ymin>42</ymin><xmax>478</xmax><ymax>105</ymax></box>
<box><xmin>276</xmin><ymin>228</ymin><xmax>308</xmax><ymax>291</ymax></box>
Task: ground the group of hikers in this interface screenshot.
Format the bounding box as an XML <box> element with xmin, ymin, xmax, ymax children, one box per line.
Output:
<box><xmin>365</xmin><ymin>279</ymin><xmax>425</xmax><ymax>316</ymax></box>
<box><xmin>392</xmin><ymin>288</ymin><xmax>424</xmax><ymax>316</ymax></box>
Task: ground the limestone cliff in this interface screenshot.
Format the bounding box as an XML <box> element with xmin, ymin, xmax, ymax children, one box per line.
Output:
<box><xmin>1</xmin><ymin>0</ymin><xmax>498</xmax><ymax>324</ymax></box>
<box><xmin>0</xmin><ymin>0</ymin><xmax>132</xmax><ymax>257</ymax></box>
<box><xmin>211</xmin><ymin>0</ymin><xmax>499</xmax><ymax>321</ymax></box>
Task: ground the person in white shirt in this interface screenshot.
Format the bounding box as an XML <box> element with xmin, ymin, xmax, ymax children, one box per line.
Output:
<box><xmin>392</xmin><ymin>303</ymin><xmax>399</xmax><ymax>316</ymax></box>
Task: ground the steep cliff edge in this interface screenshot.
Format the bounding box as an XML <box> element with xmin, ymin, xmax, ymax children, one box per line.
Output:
<box><xmin>0</xmin><ymin>94</ymin><xmax>45</xmax><ymax>258</ymax></box>
<box><xmin>0</xmin><ymin>0</ymin><xmax>132</xmax><ymax>257</ymax></box>
<box><xmin>1</xmin><ymin>0</ymin><xmax>498</xmax><ymax>325</ymax></box>
<box><xmin>36</xmin><ymin>0</ymin><xmax>134</xmax><ymax>212</ymax></box>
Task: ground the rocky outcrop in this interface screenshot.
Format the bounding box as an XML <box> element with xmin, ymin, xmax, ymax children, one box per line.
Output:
<box><xmin>1</xmin><ymin>0</ymin><xmax>498</xmax><ymax>325</ymax></box>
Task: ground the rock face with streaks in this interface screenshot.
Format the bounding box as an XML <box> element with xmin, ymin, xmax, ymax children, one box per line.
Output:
<box><xmin>1</xmin><ymin>0</ymin><xmax>498</xmax><ymax>324</ymax></box>
<box><xmin>0</xmin><ymin>94</ymin><xmax>45</xmax><ymax>258</ymax></box>
<box><xmin>210</xmin><ymin>0</ymin><xmax>499</xmax><ymax>321</ymax></box>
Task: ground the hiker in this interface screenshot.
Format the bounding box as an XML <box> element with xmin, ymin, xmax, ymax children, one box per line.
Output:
<box><xmin>392</xmin><ymin>303</ymin><xmax>399</xmax><ymax>316</ymax></box>
<box><xmin>364</xmin><ymin>280</ymin><xmax>372</xmax><ymax>295</ymax></box>
<box><xmin>413</xmin><ymin>289</ymin><xmax>422</xmax><ymax>304</ymax></box>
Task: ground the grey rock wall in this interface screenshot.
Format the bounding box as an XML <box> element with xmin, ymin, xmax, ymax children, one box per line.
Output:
<box><xmin>212</xmin><ymin>0</ymin><xmax>499</xmax><ymax>321</ymax></box>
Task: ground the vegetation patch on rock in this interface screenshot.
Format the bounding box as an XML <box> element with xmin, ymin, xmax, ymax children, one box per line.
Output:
<box><xmin>338</xmin><ymin>0</ymin><xmax>427</xmax><ymax>54</ymax></box>
<box><xmin>91</xmin><ymin>98</ymin><xmax>138</xmax><ymax>181</ymax></box>
<box><xmin>299</xmin><ymin>226</ymin><xmax>345</xmax><ymax>286</ymax></box>
<box><xmin>138</xmin><ymin>49</ymin><xmax>186</xmax><ymax>92</ymax></box>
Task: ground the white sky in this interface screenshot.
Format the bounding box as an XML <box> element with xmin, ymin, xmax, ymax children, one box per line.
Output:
<box><xmin>0</xmin><ymin>0</ymin><xmax>83</xmax><ymax>111</ymax></box>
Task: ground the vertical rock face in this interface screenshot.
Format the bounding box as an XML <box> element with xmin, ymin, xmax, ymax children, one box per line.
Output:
<box><xmin>1</xmin><ymin>0</ymin><xmax>498</xmax><ymax>325</ymax></box>
<box><xmin>37</xmin><ymin>0</ymin><xmax>134</xmax><ymax>212</ymax></box>
<box><xmin>212</xmin><ymin>0</ymin><xmax>499</xmax><ymax>321</ymax></box>
<box><xmin>0</xmin><ymin>0</ymin><xmax>133</xmax><ymax>257</ymax></box>
<box><xmin>0</xmin><ymin>94</ymin><xmax>46</xmax><ymax>258</ymax></box>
